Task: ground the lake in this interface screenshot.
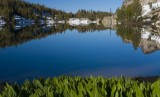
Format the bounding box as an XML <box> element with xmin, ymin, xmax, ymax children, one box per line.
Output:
<box><xmin>0</xmin><ymin>25</ymin><xmax>160</xmax><ymax>83</ymax></box>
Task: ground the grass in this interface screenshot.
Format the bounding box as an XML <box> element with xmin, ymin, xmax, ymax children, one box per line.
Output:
<box><xmin>0</xmin><ymin>76</ymin><xmax>160</xmax><ymax>97</ymax></box>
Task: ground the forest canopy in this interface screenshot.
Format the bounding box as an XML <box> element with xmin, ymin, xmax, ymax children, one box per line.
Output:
<box><xmin>0</xmin><ymin>0</ymin><xmax>111</xmax><ymax>22</ymax></box>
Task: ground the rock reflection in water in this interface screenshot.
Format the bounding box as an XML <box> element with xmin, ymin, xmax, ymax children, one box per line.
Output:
<box><xmin>117</xmin><ymin>25</ymin><xmax>160</xmax><ymax>54</ymax></box>
<box><xmin>140</xmin><ymin>26</ymin><xmax>160</xmax><ymax>53</ymax></box>
<box><xmin>1</xmin><ymin>23</ymin><xmax>160</xmax><ymax>54</ymax></box>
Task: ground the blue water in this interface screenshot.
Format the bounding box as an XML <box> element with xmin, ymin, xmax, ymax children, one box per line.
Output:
<box><xmin>0</xmin><ymin>29</ymin><xmax>160</xmax><ymax>83</ymax></box>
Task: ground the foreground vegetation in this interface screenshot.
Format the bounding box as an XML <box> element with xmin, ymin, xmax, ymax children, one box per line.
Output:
<box><xmin>0</xmin><ymin>76</ymin><xmax>160</xmax><ymax>97</ymax></box>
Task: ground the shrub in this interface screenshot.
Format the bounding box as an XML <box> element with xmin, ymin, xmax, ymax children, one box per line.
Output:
<box><xmin>0</xmin><ymin>76</ymin><xmax>160</xmax><ymax>97</ymax></box>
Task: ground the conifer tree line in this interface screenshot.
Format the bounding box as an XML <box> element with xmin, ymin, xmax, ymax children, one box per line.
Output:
<box><xmin>75</xmin><ymin>9</ymin><xmax>112</xmax><ymax>20</ymax></box>
<box><xmin>0</xmin><ymin>0</ymin><xmax>70</xmax><ymax>22</ymax></box>
<box><xmin>0</xmin><ymin>0</ymin><xmax>112</xmax><ymax>23</ymax></box>
<box><xmin>116</xmin><ymin>0</ymin><xmax>142</xmax><ymax>23</ymax></box>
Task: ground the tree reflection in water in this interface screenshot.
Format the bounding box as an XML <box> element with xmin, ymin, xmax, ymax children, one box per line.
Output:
<box><xmin>1</xmin><ymin>24</ymin><xmax>160</xmax><ymax>54</ymax></box>
<box><xmin>0</xmin><ymin>24</ymin><xmax>109</xmax><ymax>48</ymax></box>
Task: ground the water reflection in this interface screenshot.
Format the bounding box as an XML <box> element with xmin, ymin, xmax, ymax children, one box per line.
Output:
<box><xmin>117</xmin><ymin>25</ymin><xmax>160</xmax><ymax>54</ymax></box>
<box><xmin>0</xmin><ymin>24</ymin><xmax>108</xmax><ymax>48</ymax></box>
<box><xmin>1</xmin><ymin>23</ymin><xmax>160</xmax><ymax>54</ymax></box>
<box><xmin>140</xmin><ymin>26</ymin><xmax>160</xmax><ymax>53</ymax></box>
<box><xmin>116</xmin><ymin>25</ymin><xmax>141</xmax><ymax>50</ymax></box>
<box><xmin>1</xmin><ymin>23</ymin><xmax>160</xmax><ymax>82</ymax></box>
<box><xmin>14</xmin><ymin>15</ymin><xmax>35</xmax><ymax>30</ymax></box>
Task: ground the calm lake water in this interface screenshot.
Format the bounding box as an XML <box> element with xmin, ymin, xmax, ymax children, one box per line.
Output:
<box><xmin>0</xmin><ymin>25</ymin><xmax>160</xmax><ymax>83</ymax></box>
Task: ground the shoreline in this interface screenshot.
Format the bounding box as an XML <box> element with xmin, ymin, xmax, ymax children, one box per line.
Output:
<box><xmin>133</xmin><ymin>76</ymin><xmax>160</xmax><ymax>83</ymax></box>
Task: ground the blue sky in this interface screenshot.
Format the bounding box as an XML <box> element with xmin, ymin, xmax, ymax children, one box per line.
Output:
<box><xmin>25</xmin><ymin>0</ymin><xmax>124</xmax><ymax>13</ymax></box>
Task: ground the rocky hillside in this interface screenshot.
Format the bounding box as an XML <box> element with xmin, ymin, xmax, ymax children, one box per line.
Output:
<box><xmin>123</xmin><ymin>0</ymin><xmax>160</xmax><ymax>6</ymax></box>
<box><xmin>102</xmin><ymin>14</ymin><xmax>117</xmax><ymax>28</ymax></box>
<box><xmin>123</xmin><ymin>0</ymin><xmax>160</xmax><ymax>25</ymax></box>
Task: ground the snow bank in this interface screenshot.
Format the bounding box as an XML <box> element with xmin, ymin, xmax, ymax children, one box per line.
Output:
<box><xmin>142</xmin><ymin>2</ymin><xmax>160</xmax><ymax>16</ymax></box>
<box><xmin>0</xmin><ymin>18</ymin><xmax>6</xmax><ymax>26</ymax></box>
<box><xmin>141</xmin><ymin>29</ymin><xmax>151</xmax><ymax>39</ymax></box>
<box><xmin>151</xmin><ymin>35</ymin><xmax>160</xmax><ymax>43</ymax></box>
<box><xmin>68</xmin><ymin>18</ymin><xmax>90</xmax><ymax>26</ymax></box>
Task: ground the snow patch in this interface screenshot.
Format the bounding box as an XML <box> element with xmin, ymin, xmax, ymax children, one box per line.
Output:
<box><xmin>68</xmin><ymin>18</ymin><xmax>90</xmax><ymax>26</ymax></box>
<box><xmin>142</xmin><ymin>2</ymin><xmax>160</xmax><ymax>16</ymax></box>
<box><xmin>141</xmin><ymin>29</ymin><xmax>151</xmax><ymax>39</ymax></box>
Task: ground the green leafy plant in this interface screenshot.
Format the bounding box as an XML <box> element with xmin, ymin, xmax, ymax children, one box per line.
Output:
<box><xmin>0</xmin><ymin>76</ymin><xmax>160</xmax><ymax>97</ymax></box>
